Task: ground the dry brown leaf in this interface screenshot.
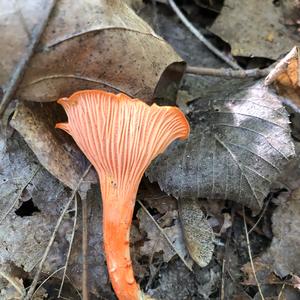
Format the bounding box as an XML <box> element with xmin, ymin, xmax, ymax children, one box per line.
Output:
<box><xmin>0</xmin><ymin>0</ymin><xmax>184</xmax><ymax>103</ymax></box>
<box><xmin>210</xmin><ymin>0</ymin><xmax>299</xmax><ymax>59</ymax></box>
<box><xmin>241</xmin><ymin>256</ymin><xmax>279</xmax><ymax>286</ymax></box>
<box><xmin>10</xmin><ymin>101</ymin><xmax>97</xmax><ymax>189</ymax></box>
<box><xmin>265</xmin><ymin>46</ymin><xmax>300</xmax><ymax>107</ymax></box>
<box><xmin>137</xmin><ymin>208</ymin><xmax>193</xmax><ymax>269</ymax></box>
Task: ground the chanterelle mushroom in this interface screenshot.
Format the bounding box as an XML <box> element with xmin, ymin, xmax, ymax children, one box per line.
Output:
<box><xmin>56</xmin><ymin>90</ymin><xmax>190</xmax><ymax>300</ymax></box>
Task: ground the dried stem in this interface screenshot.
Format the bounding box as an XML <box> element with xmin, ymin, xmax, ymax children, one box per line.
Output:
<box><xmin>248</xmin><ymin>198</ymin><xmax>270</xmax><ymax>234</ymax></box>
<box><xmin>242</xmin><ymin>207</ymin><xmax>265</xmax><ymax>300</ymax></box>
<box><xmin>23</xmin><ymin>165</ymin><xmax>92</xmax><ymax>300</ymax></box>
<box><xmin>81</xmin><ymin>193</ymin><xmax>89</xmax><ymax>300</ymax></box>
<box><xmin>167</xmin><ymin>0</ymin><xmax>241</xmax><ymax>69</ymax></box>
<box><xmin>58</xmin><ymin>194</ymin><xmax>79</xmax><ymax>297</ymax></box>
<box><xmin>0</xmin><ymin>0</ymin><xmax>57</xmax><ymax>117</ymax></box>
<box><xmin>0</xmin><ymin>270</ymin><xmax>26</xmax><ymax>297</ymax></box>
<box><xmin>186</xmin><ymin>65</ymin><xmax>270</xmax><ymax>78</ymax></box>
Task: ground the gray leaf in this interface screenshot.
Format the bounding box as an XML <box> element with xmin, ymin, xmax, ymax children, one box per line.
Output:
<box><xmin>147</xmin><ymin>81</ymin><xmax>295</xmax><ymax>212</ymax></box>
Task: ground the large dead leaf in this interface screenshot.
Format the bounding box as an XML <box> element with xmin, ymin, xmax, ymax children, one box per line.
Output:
<box><xmin>0</xmin><ymin>0</ymin><xmax>184</xmax><ymax>102</ymax></box>
<box><xmin>147</xmin><ymin>80</ymin><xmax>295</xmax><ymax>213</ymax></box>
<box><xmin>210</xmin><ymin>0</ymin><xmax>299</xmax><ymax>59</ymax></box>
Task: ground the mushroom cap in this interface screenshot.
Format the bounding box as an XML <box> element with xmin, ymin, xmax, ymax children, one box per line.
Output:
<box><xmin>56</xmin><ymin>90</ymin><xmax>190</xmax><ymax>189</ymax></box>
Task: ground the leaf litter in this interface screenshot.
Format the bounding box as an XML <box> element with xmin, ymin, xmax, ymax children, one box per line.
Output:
<box><xmin>1</xmin><ymin>0</ymin><xmax>300</xmax><ymax>299</ymax></box>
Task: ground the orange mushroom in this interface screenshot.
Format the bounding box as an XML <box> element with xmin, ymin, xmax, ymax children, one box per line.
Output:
<box><xmin>56</xmin><ymin>90</ymin><xmax>190</xmax><ymax>300</ymax></box>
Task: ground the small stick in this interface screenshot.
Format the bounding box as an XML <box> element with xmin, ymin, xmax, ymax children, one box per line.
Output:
<box><xmin>186</xmin><ymin>65</ymin><xmax>270</xmax><ymax>78</ymax></box>
<box><xmin>167</xmin><ymin>0</ymin><xmax>241</xmax><ymax>70</ymax></box>
<box><xmin>248</xmin><ymin>198</ymin><xmax>270</xmax><ymax>235</ymax></box>
<box><xmin>220</xmin><ymin>259</ymin><xmax>225</xmax><ymax>300</ymax></box>
<box><xmin>81</xmin><ymin>193</ymin><xmax>89</xmax><ymax>300</ymax></box>
<box><xmin>0</xmin><ymin>0</ymin><xmax>57</xmax><ymax>117</ymax></box>
<box><xmin>137</xmin><ymin>199</ymin><xmax>193</xmax><ymax>271</ymax></box>
<box><xmin>242</xmin><ymin>207</ymin><xmax>265</xmax><ymax>300</ymax></box>
<box><xmin>277</xmin><ymin>283</ymin><xmax>286</xmax><ymax>300</ymax></box>
<box><xmin>0</xmin><ymin>270</ymin><xmax>26</xmax><ymax>297</ymax></box>
<box><xmin>32</xmin><ymin>267</ymin><xmax>65</xmax><ymax>298</ymax></box>
<box><xmin>58</xmin><ymin>194</ymin><xmax>79</xmax><ymax>297</ymax></box>
<box><xmin>23</xmin><ymin>165</ymin><xmax>92</xmax><ymax>300</ymax></box>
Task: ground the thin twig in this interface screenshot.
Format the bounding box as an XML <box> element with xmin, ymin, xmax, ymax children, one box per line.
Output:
<box><xmin>277</xmin><ymin>283</ymin><xmax>286</xmax><ymax>300</ymax></box>
<box><xmin>243</xmin><ymin>207</ymin><xmax>265</xmax><ymax>300</ymax></box>
<box><xmin>220</xmin><ymin>259</ymin><xmax>225</xmax><ymax>300</ymax></box>
<box><xmin>137</xmin><ymin>199</ymin><xmax>193</xmax><ymax>272</ymax></box>
<box><xmin>32</xmin><ymin>267</ymin><xmax>65</xmax><ymax>298</ymax></box>
<box><xmin>0</xmin><ymin>0</ymin><xmax>57</xmax><ymax>117</ymax></box>
<box><xmin>0</xmin><ymin>166</ymin><xmax>40</xmax><ymax>224</ymax></box>
<box><xmin>167</xmin><ymin>0</ymin><xmax>241</xmax><ymax>69</ymax></box>
<box><xmin>81</xmin><ymin>193</ymin><xmax>89</xmax><ymax>300</ymax></box>
<box><xmin>0</xmin><ymin>270</ymin><xmax>26</xmax><ymax>297</ymax></box>
<box><xmin>248</xmin><ymin>198</ymin><xmax>270</xmax><ymax>235</ymax></box>
<box><xmin>58</xmin><ymin>194</ymin><xmax>78</xmax><ymax>297</ymax></box>
<box><xmin>186</xmin><ymin>65</ymin><xmax>270</xmax><ymax>78</ymax></box>
<box><xmin>23</xmin><ymin>165</ymin><xmax>92</xmax><ymax>300</ymax></box>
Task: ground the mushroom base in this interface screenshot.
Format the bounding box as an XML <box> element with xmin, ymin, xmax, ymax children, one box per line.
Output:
<box><xmin>101</xmin><ymin>178</ymin><xmax>142</xmax><ymax>300</ymax></box>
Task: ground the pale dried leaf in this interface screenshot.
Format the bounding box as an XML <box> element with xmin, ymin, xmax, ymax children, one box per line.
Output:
<box><xmin>210</xmin><ymin>0</ymin><xmax>299</xmax><ymax>59</ymax></box>
<box><xmin>179</xmin><ymin>198</ymin><xmax>214</xmax><ymax>267</ymax></box>
<box><xmin>10</xmin><ymin>102</ymin><xmax>97</xmax><ymax>189</ymax></box>
<box><xmin>147</xmin><ymin>81</ymin><xmax>295</xmax><ymax>213</ymax></box>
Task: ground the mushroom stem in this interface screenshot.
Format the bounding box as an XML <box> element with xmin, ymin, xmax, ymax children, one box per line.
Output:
<box><xmin>101</xmin><ymin>177</ymin><xmax>141</xmax><ymax>300</ymax></box>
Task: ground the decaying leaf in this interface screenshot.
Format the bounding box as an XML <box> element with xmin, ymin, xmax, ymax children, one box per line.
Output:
<box><xmin>241</xmin><ymin>256</ymin><xmax>279</xmax><ymax>286</ymax></box>
<box><xmin>210</xmin><ymin>0</ymin><xmax>299</xmax><ymax>59</ymax></box>
<box><xmin>0</xmin><ymin>0</ymin><xmax>185</xmax><ymax>102</ymax></box>
<box><xmin>0</xmin><ymin>132</ymin><xmax>40</xmax><ymax>222</ymax></box>
<box><xmin>147</xmin><ymin>80</ymin><xmax>295</xmax><ymax>213</ymax></box>
<box><xmin>10</xmin><ymin>101</ymin><xmax>97</xmax><ymax>189</ymax></box>
<box><xmin>179</xmin><ymin>198</ymin><xmax>214</xmax><ymax>267</ymax></box>
<box><xmin>266</xmin><ymin>187</ymin><xmax>300</xmax><ymax>277</ymax></box>
<box><xmin>265</xmin><ymin>46</ymin><xmax>300</xmax><ymax>105</ymax></box>
<box><xmin>137</xmin><ymin>208</ymin><xmax>193</xmax><ymax>269</ymax></box>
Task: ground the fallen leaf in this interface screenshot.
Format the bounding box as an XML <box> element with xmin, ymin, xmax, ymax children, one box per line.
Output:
<box><xmin>265</xmin><ymin>46</ymin><xmax>300</xmax><ymax>103</ymax></box>
<box><xmin>266</xmin><ymin>187</ymin><xmax>300</xmax><ymax>277</ymax></box>
<box><xmin>10</xmin><ymin>101</ymin><xmax>97</xmax><ymax>190</ymax></box>
<box><xmin>137</xmin><ymin>208</ymin><xmax>193</xmax><ymax>269</ymax></box>
<box><xmin>179</xmin><ymin>198</ymin><xmax>214</xmax><ymax>267</ymax></box>
<box><xmin>210</xmin><ymin>0</ymin><xmax>299</xmax><ymax>59</ymax></box>
<box><xmin>241</xmin><ymin>256</ymin><xmax>279</xmax><ymax>286</ymax></box>
<box><xmin>147</xmin><ymin>80</ymin><xmax>295</xmax><ymax>213</ymax></box>
<box><xmin>0</xmin><ymin>131</ymin><xmax>40</xmax><ymax>222</ymax></box>
<box><xmin>0</xmin><ymin>0</ymin><xmax>185</xmax><ymax>102</ymax></box>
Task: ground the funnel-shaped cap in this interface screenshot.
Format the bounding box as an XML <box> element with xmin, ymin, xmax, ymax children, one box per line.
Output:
<box><xmin>56</xmin><ymin>90</ymin><xmax>189</xmax><ymax>189</ymax></box>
